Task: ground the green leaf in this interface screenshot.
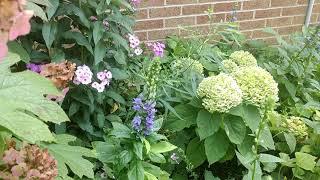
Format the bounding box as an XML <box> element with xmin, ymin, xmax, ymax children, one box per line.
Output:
<box><xmin>128</xmin><ymin>160</ymin><xmax>144</xmax><ymax>180</ymax></box>
<box><xmin>204</xmin><ymin>129</ymin><xmax>229</xmax><ymax>164</ymax></box>
<box><xmin>151</xmin><ymin>141</ymin><xmax>177</xmax><ymax>154</ymax></box>
<box><xmin>47</xmin><ymin>0</ymin><xmax>59</xmax><ymax>20</ymax></box>
<box><xmin>63</xmin><ymin>31</ymin><xmax>93</xmax><ymax>54</ymax></box>
<box><xmin>196</xmin><ymin>110</ymin><xmax>221</xmax><ymax>140</ymax></box>
<box><xmin>26</xmin><ymin>1</ymin><xmax>48</xmax><ymax>21</ymax></box>
<box><xmin>7</xmin><ymin>41</ymin><xmax>30</xmax><ymax>63</ymax></box>
<box><xmin>93</xmin><ymin>22</ymin><xmax>104</xmax><ymax>45</ymax></box>
<box><xmin>0</xmin><ymin>54</ymin><xmax>69</xmax><ymax>143</ymax></box>
<box><xmin>186</xmin><ymin>137</ymin><xmax>206</xmax><ymax>168</ymax></box>
<box><xmin>93</xmin><ymin>141</ymin><xmax>117</xmax><ymax>163</ymax></box>
<box><xmin>295</xmin><ymin>152</ymin><xmax>317</xmax><ymax>171</ymax></box>
<box><xmin>223</xmin><ymin>115</ymin><xmax>246</xmax><ymax>144</ymax></box>
<box><xmin>94</xmin><ymin>40</ymin><xmax>107</xmax><ymax>65</ymax></box>
<box><xmin>144</xmin><ymin>139</ymin><xmax>151</xmax><ymax>154</ymax></box>
<box><xmin>133</xmin><ymin>141</ymin><xmax>143</xmax><ymax>160</ymax></box>
<box><xmin>229</xmin><ymin>104</ymin><xmax>261</xmax><ymax>133</ymax></box>
<box><xmin>204</xmin><ymin>170</ymin><xmax>220</xmax><ymax>180</ymax></box>
<box><xmin>148</xmin><ymin>152</ymin><xmax>166</xmax><ymax>163</ymax></box>
<box><xmin>106</xmin><ymin>90</ymin><xmax>126</xmax><ymax>104</ymax></box>
<box><xmin>284</xmin><ymin>133</ymin><xmax>296</xmax><ymax>153</ymax></box>
<box><xmin>42</xmin><ymin>22</ymin><xmax>57</xmax><ymax>49</ymax></box>
<box><xmin>259</xmin><ymin>154</ymin><xmax>284</xmax><ymax>163</ymax></box>
<box><xmin>259</xmin><ymin>126</ymin><xmax>275</xmax><ymax>150</ymax></box>
<box><xmin>110</xmin><ymin>122</ymin><xmax>132</xmax><ymax>139</ymax></box>
<box><xmin>165</xmin><ymin>104</ymin><xmax>198</xmax><ymax>132</ymax></box>
<box><xmin>110</xmin><ymin>68</ymin><xmax>129</xmax><ymax>80</ymax></box>
<box><xmin>29</xmin><ymin>0</ymin><xmax>51</xmax><ymax>6</ymax></box>
<box><xmin>106</xmin><ymin>32</ymin><xmax>129</xmax><ymax>51</ymax></box>
<box><xmin>114</xmin><ymin>50</ymin><xmax>126</xmax><ymax>65</ymax></box>
<box><xmin>42</xmin><ymin>134</ymin><xmax>96</xmax><ymax>179</ymax></box>
<box><xmin>145</xmin><ymin>171</ymin><xmax>158</xmax><ymax>180</ymax></box>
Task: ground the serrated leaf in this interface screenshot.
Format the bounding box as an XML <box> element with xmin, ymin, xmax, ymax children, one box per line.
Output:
<box><xmin>0</xmin><ymin>54</ymin><xmax>69</xmax><ymax>143</ymax></box>
<box><xmin>284</xmin><ymin>133</ymin><xmax>296</xmax><ymax>153</ymax></box>
<box><xmin>196</xmin><ymin>110</ymin><xmax>221</xmax><ymax>140</ymax></box>
<box><xmin>186</xmin><ymin>137</ymin><xmax>206</xmax><ymax>168</ymax></box>
<box><xmin>223</xmin><ymin>115</ymin><xmax>246</xmax><ymax>144</ymax></box>
<box><xmin>42</xmin><ymin>134</ymin><xmax>96</xmax><ymax>179</ymax></box>
<box><xmin>204</xmin><ymin>130</ymin><xmax>229</xmax><ymax>165</ymax></box>
<box><xmin>295</xmin><ymin>152</ymin><xmax>317</xmax><ymax>171</ymax></box>
<box><xmin>110</xmin><ymin>122</ymin><xmax>132</xmax><ymax>139</ymax></box>
<box><xmin>93</xmin><ymin>141</ymin><xmax>117</xmax><ymax>163</ymax></box>
<box><xmin>133</xmin><ymin>141</ymin><xmax>143</xmax><ymax>160</ymax></box>
<box><xmin>128</xmin><ymin>161</ymin><xmax>144</xmax><ymax>180</ymax></box>
<box><xmin>259</xmin><ymin>154</ymin><xmax>284</xmax><ymax>163</ymax></box>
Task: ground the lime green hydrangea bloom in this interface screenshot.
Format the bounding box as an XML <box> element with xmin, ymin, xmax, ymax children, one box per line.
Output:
<box><xmin>173</xmin><ymin>58</ymin><xmax>204</xmax><ymax>75</ymax></box>
<box><xmin>197</xmin><ymin>73</ymin><xmax>243</xmax><ymax>113</ymax></box>
<box><xmin>282</xmin><ymin>116</ymin><xmax>308</xmax><ymax>140</ymax></box>
<box><xmin>233</xmin><ymin>66</ymin><xmax>279</xmax><ymax>107</ymax></box>
<box><xmin>221</xmin><ymin>59</ymin><xmax>239</xmax><ymax>73</ymax></box>
<box><xmin>229</xmin><ymin>50</ymin><xmax>257</xmax><ymax>67</ymax></box>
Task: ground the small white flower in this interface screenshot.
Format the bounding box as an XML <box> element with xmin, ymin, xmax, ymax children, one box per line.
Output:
<box><xmin>134</xmin><ymin>47</ymin><xmax>143</xmax><ymax>55</ymax></box>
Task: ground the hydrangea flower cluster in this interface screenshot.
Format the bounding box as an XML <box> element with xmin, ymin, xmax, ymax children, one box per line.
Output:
<box><xmin>0</xmin><ymin>144</ymin><xmax>58</xmax><ymax>180</ymax></box>
<box><xmin>173</xmin><ymin>58</ymin><xmax>204</xmax><ymax>75</ymax></box>
<box><xmin>282</xmin><ymin>116</ymin><xmax>308</xmax><ymax>140</ymax></box>
<box><xmin>233</xmin><ymin>66</ymin><xmax>279</xmax><ymax>107</ymax></box>
<box><xmin>197</xmin><ymin>73</ymin><xmax>243</xmax><ymax>113</ymax></box>
<box><xmin>132</xmin><ymin>95</ymin><xmax>157</xmax><ymax>136</ymax></box>
<box><xmin>0</xmin><ymin>0</ymin><xmax>33</xmax><ymax>60</ymax></box>
<box><xmin>221</xmin><ymin>59</ymin><xmax>238</xmax><ymax>73</ymax></box>
<box><xmin>229</xmin><ymin>50</ymin><xmax>257</xmax><ymax>67</ymax></box>
<box><xmin>147</xmin><ymin>42</ymin><xmax>165</xmax><ymax>57</ymax></box>
<box><xmin>73</xmin><ymin>65</ymin><xmax>112</xmax><ymax>93</ymax></box>
<box><xmin>128</xmin><ymin>34</ymin><xmax>143</xmax><ymax>56</ymax></box>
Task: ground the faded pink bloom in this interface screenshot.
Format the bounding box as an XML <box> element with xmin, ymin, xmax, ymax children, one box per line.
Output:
<box><xmin>9</xmin><ymin>11</ymin><xmax>33</xmax><ymax>41</ymax></box>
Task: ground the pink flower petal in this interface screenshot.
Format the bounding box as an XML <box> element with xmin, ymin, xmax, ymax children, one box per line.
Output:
<box><xmin>9</xmin><ymin>10</ymin><xmax>33</xmax><ymax>41</ymax></box>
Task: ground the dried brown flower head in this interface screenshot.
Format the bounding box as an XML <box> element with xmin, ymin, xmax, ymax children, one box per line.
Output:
<box><xmin>40</xmin><ymin>60</ymin><xmax>76</xmax><ymax>89</ymax></box>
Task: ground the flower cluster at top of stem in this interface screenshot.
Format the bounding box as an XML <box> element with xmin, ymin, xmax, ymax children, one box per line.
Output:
<box><xmin>146</xmin><ymin>58</ymin><xmax>161</xmax><ymax>99</ymax></box>
<box><xmin>197</xmin><ymin>73</ymin><xmax>243</xmax><ymax>113</ymax></box>
<box><xmin>147</xmin><ymin>42</ymin><xmax>165</xmax><ymax>58</ymax></box>
<box><xmin>221</xmin><ymin>50</ymin><xmax>257</xmax><ymax>73</ymax></box>
<box><xmin>73</xmin><ymin>65</ymin><xmax>112</xmax><ymax>93</ymax></box>
<box><xmin>0</xmin><ymin>144</ymin><xmax>58</xmax><ymax>180</ymax></box>
<box><xmin>282</xmin><ymin>116</ymin><xmax>308</xmax><ymax>141</ymax></box>
<box><xmin>0</xmin><ymin>0</ymin><xmax>33</xmax><ymax>60</ymax></box>
<box><xmin>128</xmin><ymin>34</ymin><xmax>143</xmax><ymax>56</ymax></box>
<box><xmin>173</xmin><ymin>57</ymin><xmax>204</xmax><ymax>75</ymax></box>
<box><xmin>132</xmin><ymin>95</ymin><xmax>157</xmax><ymax>136</ymax></box>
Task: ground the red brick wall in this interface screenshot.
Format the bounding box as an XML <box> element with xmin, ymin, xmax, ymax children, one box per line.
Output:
<box><xmin>134</xmin><ymin>0</ymin><xmax>320</xmax><ymax>42</ymax></box>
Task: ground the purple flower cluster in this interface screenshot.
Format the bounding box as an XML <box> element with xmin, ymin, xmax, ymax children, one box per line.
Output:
<box><xmin>73</xmin><ymin>65</ymin><xmax>112</xmax><ymax>93</ymax></box>
<box><xmin>131</xmin><ymin>96</ymin><xmax>157</xmax><ymax>135</ymax></box>
<box><xmin>130</xmin><ymin>0</ymin><xmax>141</xmax><ymax>6</ymax></box>
<box><xmin>147</xmin><ymin>42</ymin><xmax>165</xmax><ymax>57</ymax></box>
<box><xmin>128</xmin><ymin>34</ymin><xmax>143</xmax><ymax>56</ymax></box>
<box><xmin>26</xmin><ymin>63</ymin><xmax>41</xmax><ymax>73</ymax></box>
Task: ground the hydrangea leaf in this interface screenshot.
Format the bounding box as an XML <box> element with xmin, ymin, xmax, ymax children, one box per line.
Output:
<box><xmin>186</xmin><ymin>137</ymin><xmax>206</xmax><ymax>169</ymax></box>
<box><xmin>204</xmin><ymin>129</ymin><xmax>229</xmax><ymax>165</ymax></box>
<box><xmin>42</xmin><ymin>134</ymin><xmax>96</xmax><ymax>179</ymax></box>
<box><xmin>295</xmin><ymin>152</ymin><xmax>317</xmax><ymax>171</ymax></box>
<box><xmin>223</xmin><ymin>115</ymin><xmax>246</xmax><ymax>144</ymax></box>
<box><xmin>0</xmin><ymin>53</ymin><xmax>69</xmax><ymax>143</ymax></box>
<box><xmin>196</xmin><ymin>110</ymin><xmax>221</xmax><ymax>140</ymax></box>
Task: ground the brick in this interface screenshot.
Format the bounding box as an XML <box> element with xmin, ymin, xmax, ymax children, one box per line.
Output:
<box><xmin>180</xmin><ymin>25</ymin><xmax>210</xmax><ymax>37</ymax></box>
<box><xmin>139</xmin><ymin>0</ymin><xmax>164</xmax><ymax>8</ymax></box>
<box><xmin>292</xmin><ymin>15</ymin><xmax>305</xmax><ymax>24</ymax></box>
<box><xmin>214</xmin><ymin>2</ymin><xmax>240</xmax><ymax>13</ymax></box>
<box><xmin>255</xmin><ymin>8</ymin><xmax>281</xmax><ymax>19</ymax></box>
<box><xmin>266</xmin><ymin>17</ymin><xmax>293</xmax><ymax>27</ymax></box>
<box><xmin>166</xmin><ymin>0</ymin><xmax>196</xmax><ymax>5</ymax></box>
<box><xmin>165</xmin><ymin>17</ymin><xmax>196</xmax><ymax>27</ymax></box>
<box><xmin>148</xmin><ymin>29</ymin><xmax>179</xmax><ymax>40</ymax></box>
<box><xmin>182</xmin><ymin>4</ymin><xmax>212</xmax><ymax>15</ymax></box>
<box><xmin>226</xmin><ymin>11</ymin><xmax>254</xmax><ymax>21</ymax></box>
<box><xmin>297</xmin><ymin>0</ymin><xmax>308</xmax><ymax>5</ymax></box>
<box><xmin>134</xmin><ymin>20</ymin><xmax>163</xmax><ymax>31</ymax></box>
<box><xmin>240</xmin><ymin>19</ymin><xmax>266</xmax><ymax>30</ymax></box>
<box><xmin>282</xmin><ymin>6</ymin><xmax>307</xmax><ymax>16</ymax></box>
<box><xmin>258</xmin><ymin>37</ymin><xmax>277</xmax><ymax>44</ymax></box>
<box><xmin>149</xmin><ymin>7</ymin><xmax>181</xmax><ymax>18</ymax></box>
<box><xmin>271</xmin><ymin>0</ymin><xmax>296</xmax><ymax>7</ymax></box>
<box><xmin>277</xmin><ymin>25</ymin><xmax>302</xmax><ymax>35</ymax></box>
<box><xmin>135</xmin><ymin>9</ymin><xmax>148</xmax><ymax>19</ymax></box>
<box><xmin>241</xmin><ymin>30</ymin><xmax>253</xmax><ymax>38</ymax></box>
<box><xmin>196</xmin><ymin>13</ymin><xmax>226</xmax><ymax>24</ymax></box>
<box><xmin>135</xmin><ymin>31</ymin><xmax>148</xmax><ymax>41</ymax></box>
<box><xmin>243</xmin><ymin>0</ymin><xmax>270</xmax><ymax>10</ymax></box>
<box><xmin>313</xmin><ymin>4</ymin><xmax>320</xmax><ymax>13</ymax></box>
<box><xmin>252</xmin><ymin>29</ymin><xmax>275</xmax><ymax>38</ymax></box>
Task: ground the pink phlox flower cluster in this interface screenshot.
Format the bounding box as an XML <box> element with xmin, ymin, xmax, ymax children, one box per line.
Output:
<box><xmin>92</xmin><ymin>70</ymin><xmax>112</xmax><ymax>93</ymax></box>
<box><xmin>73</xmin><ymin>65</ymin><xmax>93</xmax><ymax>85</ymax></box>
<box><xmin>147</xmin><ymin>42</ymin><xmax>165</xmax><ymax>57</ymax></box>
<box><xmin>130</xmin><ymin>0</ymin><xmax>141</xmax><ymax>6</ymax></box>
<box><xmin>128</xmin><ymin>33</ymin><xmax>143</xmax><ymax>56</ymax></box>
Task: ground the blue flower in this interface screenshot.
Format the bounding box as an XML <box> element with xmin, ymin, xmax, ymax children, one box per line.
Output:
<box><xmin>132</xmin><ymin>116</ymin><xmax>142</xmax><ymax>131</ymax></box>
